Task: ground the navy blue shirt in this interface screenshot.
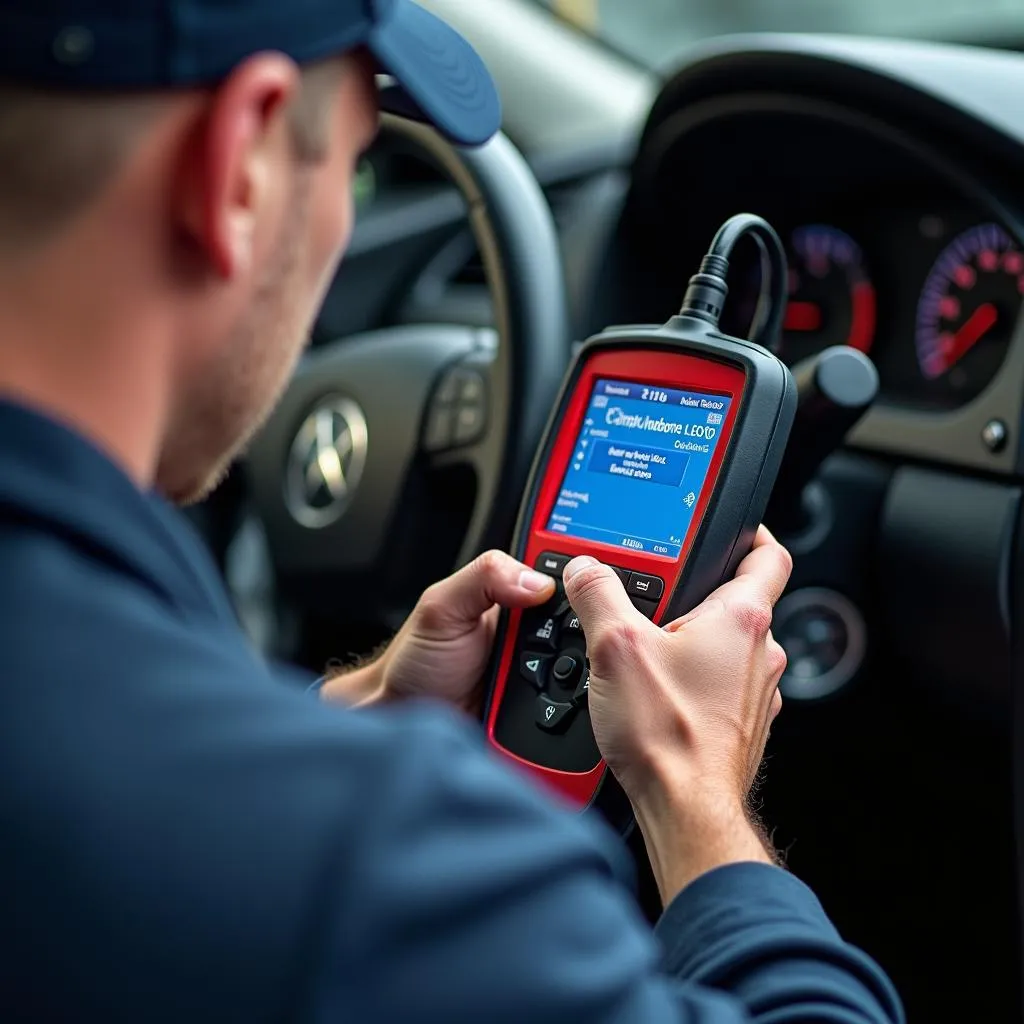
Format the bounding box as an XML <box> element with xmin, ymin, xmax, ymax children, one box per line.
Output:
<box><xmin>0</xmin><ymin>400</ymin><xmax>903</xmax><ymax>1022</ymax></box>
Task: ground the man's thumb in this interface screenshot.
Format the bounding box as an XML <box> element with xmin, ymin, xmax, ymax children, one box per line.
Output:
<box><xmin>562</xmin><ymin>556</ymin><xmax>644</xmax><ymax>648</ymax></box>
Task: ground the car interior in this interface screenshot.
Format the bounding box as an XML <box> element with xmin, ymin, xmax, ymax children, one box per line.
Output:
<box><xmin>187</xmin><ymin>2</ymin><xmax>1024</xmax><ymax>1019</ymax></box>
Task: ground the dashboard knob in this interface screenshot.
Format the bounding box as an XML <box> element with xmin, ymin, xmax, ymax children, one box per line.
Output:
<box><xmin>767</xmin><ymin>346</ymin><xmax>879</xmax><ymax>537</ymax></box>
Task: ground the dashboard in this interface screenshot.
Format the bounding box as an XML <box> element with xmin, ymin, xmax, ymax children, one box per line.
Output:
<box><xmin>591</xmin><ymin>95</ymin><xmax>1024</xmax><ymax>475</ymax></box>
<box><xmin>227</xmin><ymin>25</ymin><xmax>1024</xmax><ymax>1020</ymax></box>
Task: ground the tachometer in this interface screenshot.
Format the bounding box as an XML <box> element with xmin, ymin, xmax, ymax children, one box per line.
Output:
<box><xmin>782</xmin><ymin>225</ymin><xmax>877</xmax><ymax>363</ymax></box>
<box><xmin>915</xmin><ymin>223</ymin><xmax>1021</xmax><ymax>401</ymax></box>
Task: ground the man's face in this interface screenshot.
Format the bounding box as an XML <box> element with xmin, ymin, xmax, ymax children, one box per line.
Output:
<box><xmin>157</xmin><ymin>56</ymin><xmax>380</xmax><ymax>504</ymax></box>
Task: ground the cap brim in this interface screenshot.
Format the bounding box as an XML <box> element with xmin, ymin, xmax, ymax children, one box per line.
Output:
<box><xmin>369</xmin><ymin>0</ymin><xmax>501</xmax><ymax>148</ymax></box>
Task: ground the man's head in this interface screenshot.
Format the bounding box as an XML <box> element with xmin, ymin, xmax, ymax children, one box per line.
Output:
<box><xmin>0</xmin><ymin>0</ymin><xmax>499</xmax><ymax>503</ymax></box>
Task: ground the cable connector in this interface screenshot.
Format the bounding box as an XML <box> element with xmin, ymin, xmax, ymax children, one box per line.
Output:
<box><xmin>679</xmin><ymin>214</ymin><xmax>788</xmax><ymax>352</ymax></box>
<box><xmin>680</xmin><ymin>254</ymin><xmax>731</xmax><ymax>327</ymax></box>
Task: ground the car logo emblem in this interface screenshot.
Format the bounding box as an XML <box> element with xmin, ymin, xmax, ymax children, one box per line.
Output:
<box><xmin>284</xmin><ymin>397</ymin><xmax>368</xmax><ymax>529</ymax></box>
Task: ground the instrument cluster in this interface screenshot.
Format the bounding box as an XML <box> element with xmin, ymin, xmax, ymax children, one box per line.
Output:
<box><xmin>722</xmin><ymin>211</ymin><xmax>1023</xmax><ymax>411</ymax></box>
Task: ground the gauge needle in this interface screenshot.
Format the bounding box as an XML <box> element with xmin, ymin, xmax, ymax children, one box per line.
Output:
<box><xmin>944</xmin><ymin>302</ymin><xmax>998</xmax><ymax>366</ymax></box>
<box><xmin>784</xmin><ymin>301</ymin><xmax>823</xmax><ymax>332</ymax></box>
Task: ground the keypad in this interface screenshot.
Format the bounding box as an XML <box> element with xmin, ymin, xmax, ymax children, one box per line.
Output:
<box><xmin>520</xmin><ymin>553</ymin><xmax>664</xmax><ymax>732</ymax></box>
<box><xmin>422</xmin><ymin>365</ymin><xmax>489</xmax><ymax>452</ymax></box>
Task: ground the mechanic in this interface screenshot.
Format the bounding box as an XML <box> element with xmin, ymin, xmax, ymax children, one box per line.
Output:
<box><xmin>0</xmin><ymin>1</ymin><xmax>903</xmax><ymax>1021</ymax></box>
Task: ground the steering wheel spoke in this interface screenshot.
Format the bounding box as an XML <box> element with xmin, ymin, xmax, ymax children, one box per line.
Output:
<box><xmin>246</xmin><ymin>324</ymin><xmax>481</xmax><ymax>580</ymax></box>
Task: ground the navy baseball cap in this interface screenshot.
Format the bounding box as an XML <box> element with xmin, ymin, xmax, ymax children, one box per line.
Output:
<box><xmin>0</xmin><ymin>0</ymin><xmax>502</xmax><ymax>147</ymax></box>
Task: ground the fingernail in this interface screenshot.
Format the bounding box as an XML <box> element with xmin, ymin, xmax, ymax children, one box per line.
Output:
<box><xmin>563</xmin><ymin>555</ymin><xmax>598</xmax><ymax>582</ymax></box>
<box><xmin>519</xmin><ymin>570</ymin><xmax>555</xmax><ymax>594</ymax></box>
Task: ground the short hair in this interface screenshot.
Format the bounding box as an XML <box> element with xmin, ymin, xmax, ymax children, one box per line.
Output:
<box><xmin>0</xmin><ymin>56</ymin><xmax>346</xmax><ymax>251</ymax></box>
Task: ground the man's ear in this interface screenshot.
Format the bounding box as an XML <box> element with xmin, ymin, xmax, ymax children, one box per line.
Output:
<box><xmin>176</xmin><ymin>54</ymin><xmax>302</xmax><ymax>280</ymax></box>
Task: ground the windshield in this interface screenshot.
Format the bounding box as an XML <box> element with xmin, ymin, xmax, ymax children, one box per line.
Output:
<box><xmin>534</xmin><ymin>0</ymin><xmax>1024</xmax><ymax>68</ymax></box>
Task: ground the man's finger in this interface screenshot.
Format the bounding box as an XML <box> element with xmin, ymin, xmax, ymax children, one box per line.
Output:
<box><xmin>416</xmin><ymin>550</ymin><xmax>555</xmax><ymax>635</ymax></box>
<box><xmin>562</xmin><ymin>557</ymin><xmax>649</xmax><ymax>665</ymax></box>
<box><xmin>713</xmin><ymin>527</ymin><xmax>793</xmax><ymax>612</ymax></box>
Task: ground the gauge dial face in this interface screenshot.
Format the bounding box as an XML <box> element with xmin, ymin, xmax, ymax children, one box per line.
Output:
<box><xmin>782</xmin><ymin>225</ymin><xmax>876</xmax><ymax>364</ymax></box>
<box><xmin>916</xmin><ymin>223</ymin><xmax>1021</xmax><ymax>402</ymax></box>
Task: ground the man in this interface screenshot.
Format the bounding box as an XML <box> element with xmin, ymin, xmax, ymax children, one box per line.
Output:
<box><xmin>0</xmin><ymin>1</ymin><xmax>903</xmax><ymax>1021</ymax></box>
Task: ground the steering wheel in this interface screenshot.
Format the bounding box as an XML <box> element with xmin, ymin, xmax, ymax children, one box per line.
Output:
<box><xmin>245</xmin><ymin>115</ymin><xmax>570</xmax><ymax>630</ymax></box>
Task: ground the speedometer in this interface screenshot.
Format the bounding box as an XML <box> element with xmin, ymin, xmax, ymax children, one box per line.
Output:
<box><xmin>784</xmin><ymin>225</ymin><xmax>876</xmax><ymax>362</ymax></box>
<box><xmin>915</xmin><ymin>223</ymin><xmax>1022</xmax><ymax>404</ymax></box>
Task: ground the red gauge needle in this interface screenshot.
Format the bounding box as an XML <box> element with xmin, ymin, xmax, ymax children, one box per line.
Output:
<box><xmin>944</xmin><ymin>302</ymin><xmax>998</xmax><ymax>366</ymax></box>
<box><xmin>784</xmin><ymin>301</ymin><xmax>823</xmax><ymax>332</ymax></box>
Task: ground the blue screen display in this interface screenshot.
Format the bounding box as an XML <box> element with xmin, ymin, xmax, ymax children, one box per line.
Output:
<box><xmin>545</xmin><ymin>379</ymin><xmax>733</xmax><ymax>559</ymax></box>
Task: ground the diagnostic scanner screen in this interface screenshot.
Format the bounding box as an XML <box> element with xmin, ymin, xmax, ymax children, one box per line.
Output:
<box><xmin>546</xmin><ymin>379</ymin><xmax>733</xmax><ymax>559</ymax></box>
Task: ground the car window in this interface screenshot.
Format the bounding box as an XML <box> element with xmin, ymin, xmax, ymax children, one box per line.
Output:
<box><xmin>533</xmin><ymin>0</ymin><xmax>1024</xmax><ymax>68</ymax></box>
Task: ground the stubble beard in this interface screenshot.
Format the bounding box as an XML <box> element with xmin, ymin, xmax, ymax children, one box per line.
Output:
<box><xmin>157</xmin><ymin>177</ymin><xmax>316</xmax><ymax>506</ymax></box>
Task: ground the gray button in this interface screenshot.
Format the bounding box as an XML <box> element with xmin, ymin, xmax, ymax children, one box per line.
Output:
<box><xmin>459</xmin><ymin>372</ymin><xmax>486</xmax><ymax>404</ymax></box>
<box><xmin>453</xmin><ymin>404</ymin><xmax>486</xmax><ymax>446</ymax></box>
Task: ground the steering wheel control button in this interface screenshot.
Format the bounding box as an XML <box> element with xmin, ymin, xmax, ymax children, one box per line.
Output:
<box><xmin>630</xmin><ymin>597</ymin><xmax>659</xmax><ymax>621</ymax></box>
<box><xmin>519</xmin><ymin>652</ymin><xmax>550</xmax><ymax>691</ymax></box>
<box><xmin>626</xmin><ymin>573</ymin><xmax>664</xmax><ymax>601</ymax></box>
<box><xmin>551</xmin><ymin>654</ymin><xmax>581</xmax><ymax>687</ymax></box>
<box><xmin>453</xmin><ymin>403</ymin><xmax>486</xmax><ymax>446</ymax></box>
<box><xmin>535</xmin><ymin>696</ymin><xmax>576</xmax><ymax>733</ymax></box>
<box><xmin>572</xmin><ymin>670</ymin><xmax>590</xmax><ymax>707</ymax></box>
<box><xmin>524</xmin><ymin>613</ymin><xmax>559</xmax><ymax>651</ymax></box>
<box><xmin>535</xmin><ymin>552</ymin><xmax>570</xmax><ymax>578</ymax></box>
<box><xmin>459</xmin><ymin>372</ymin><xmax>486</xmax><ymax>405</ymax></box>
<box><xmin>425</xmin><ymin>366</ymin><xmax>489</xmax><ymax>451</ymax></box>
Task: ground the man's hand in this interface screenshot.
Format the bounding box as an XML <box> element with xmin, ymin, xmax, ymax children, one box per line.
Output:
<box><xmin>562</xmin><ymin>527</ymin><xmax>792</xmax><ymax>904</ymax></box>
<box><xmin>321</xmin><ymin>551</ymin><xmax>555</xmax><ymax>714</ymax></box>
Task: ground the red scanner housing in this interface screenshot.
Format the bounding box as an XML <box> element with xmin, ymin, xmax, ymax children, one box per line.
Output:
<box><xmin>483</xmin><ymin>322</ymin><xmax>794</xmax><ymax>815</ymax></box>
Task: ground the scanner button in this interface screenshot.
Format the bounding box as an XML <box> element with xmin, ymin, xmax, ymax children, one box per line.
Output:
<box><xmin>519</xmin><ymin>652</ymin><xmax>550</xmax><ymax>690</ymax></box>
<box><xmin>535</xmin><ymin>696</ymin><xmax>575</xmax><ymax>733</ymax></box>
<box><xmin>562</xmin><ymin>610</ymin><xmax>583</xmax><ymax>638</ymax></box>
<box><xmin>627</xmin><ymin>573</ymin><xmax>665</xmax><ymax>601</ymax></box>
<box><xmin>610</xmin><ymin>566</ymin><xmax>631</xmax><ymax>587</ymax></box>
<box><xmin>552</xmin><ymin>654</ymin><xmax>581</xmax><ymax>686</ymax></box>
<box><xmin>572</xmin><ymin>669</ymin><xmax>590</xmax><ymax>706</ymax></box>
<box><xmin>535</xmin><ymin>552</ymin><xmax>570</xmax><ymax>578</ymax></box>
<box><xmin>524</xmin><ymin>613</ymin><xmax>559</xmax><ymax>651</ymax></box>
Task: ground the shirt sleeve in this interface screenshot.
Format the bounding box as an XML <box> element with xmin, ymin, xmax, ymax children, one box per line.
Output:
<box><xmin>657</xmin><ymin>863</ymin><xmax>905</xmax><ymax>1023</ymax></box>
<box><xmin>301</xmin><ymin>703</ymin><xmax>904</xmax><ymax>1024</ymax></box>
